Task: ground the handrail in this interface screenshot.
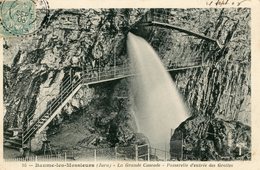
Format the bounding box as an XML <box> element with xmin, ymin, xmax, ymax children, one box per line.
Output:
<box><xmin>23</xmin><ymin>66</ymin><xmax>132</xmax><ymax>143</ymax></box>
<box><xmin>25</xmin><ymin>77</ymin><xmax>75</xmax><ymax>130</ymax></box>
<box><xmin>22</xmin><ymin>62</ymin><xmax>203</xmax><ymax>145</ymax></box>
<box><xmin>23</xmin><ymin>79</ymin><xmax>82</xmax><ymax>141</ymax></box>
<box><xmin>144</xmin><ymin>21</ymin><xmax>222</xmax><ymax>48</ymax></box>
<box><xmin>23</xmin><ymin>79</ymin><xmax>81</xmax><ymax>136</ymax></box>
<box><xmin>26</xmin><ymin>76</ymin><xmax>72</xmax><ymax>122</ymax></box>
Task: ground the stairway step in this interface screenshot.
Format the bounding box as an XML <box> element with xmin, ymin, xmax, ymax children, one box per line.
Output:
<box><xmin>43</xmin><ymin>114</ymin><xmax>50</xmax><ymax>118</ymax></box>
<box><xmin>35</xmin><ymin>123</ymin><xmax>42</xmax><ymax>127</ymax></box>
<box><xmin>4</xmin><ymin>143</ymin><xmax>22</xmax><ymax>150</ymax></box>
<box><xmin>40</xmin><ymin>118</ymin><xmax>48</xmax><ymax>122</ymax></box>
<box><xmin>4</xmin><ymin>132</ymin><xmax>23</xmax><ymax>141</ymax></box>
<box><xmin>5</xmin><ymin>136</ymin><xmax>22</xmax><ymax>142</ymax></box>
<box><xmin>6</xmin><ymin>128</ymin><xmax>23</xmax><ymax>132</ymax></box>
<box><xmin>4</xmin><ymin>131</ymin><xmax>23</xmax><ymax>136</ymax></box>
<box><xmin>40</xmin><ymin>118</ymin><xmax>47</xmax><ymax>121</ymax></box>
<box><xmin>4</xmin><ymin>131</ymin><xmax>13</xmax><ymax>136</ymax></box>
<box><xmin>4</xmin><ymin>139</ymin><xmax>22</xmax><ymax>146</ymax></box>
<box><xmin>20</xmin><ymin>82</ymin><xmax>80</xmax><ymax>145</ymax></box>
<box><xmin>39</xmin><ymin>119</ymin><xmax>48</xmax><ymax>123</ymax></box>
<box><xmin>4</xmin><ymin>137</ymin><xmax>22</xmax><ymax>141</ymax></box>
<box><xmin>42</xmin><ymin>114</ymin><xmax>49</xmax><ymax>118</ymax></box>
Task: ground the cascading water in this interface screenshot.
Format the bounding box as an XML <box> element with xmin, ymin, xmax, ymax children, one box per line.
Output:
<box><xmin>127</xmin><ymin>32</ymin><xmax>189</xmax><ymax>150</ymax></box>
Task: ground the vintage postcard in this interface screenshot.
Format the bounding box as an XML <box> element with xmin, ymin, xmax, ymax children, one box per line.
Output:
<box><xmin>0</xmin><ymin>0</ymin><xmax>260</xmax><ymax>169</ymax></box>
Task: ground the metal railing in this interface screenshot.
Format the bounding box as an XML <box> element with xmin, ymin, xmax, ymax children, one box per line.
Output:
<box><xmin>5</xmin><ymin>144</ymin><xmax>152</xmax><ymax>162</ymax></box>
<box><xmin>81</xmin><ymin>63</ymin><xmax>133</xmax><ymax>83</ymax></box>
<box><xmin>5</xmin><ymin>154</ymin><xmax>67</xmax><ymax>162</ymax></box>
<box><xmin>22</xmin><ymin>79</ymin><xmax>82</xmax><ymax>144</ymax></box>
<box><xmin>150</xmin><ymin>147</ymin><xmax>171</xmax><ymax>161</ymax></box>
<box><xmin>142</xmin><ymin>11</ymin><xmax>223</xmax><ymax>49</ymax></box>
<box><xmin>25</xmin><ymin>75</ymin><xmax>72</xmax><ymax>128</ymax></box>
<box><xmin>22</xmin><ymin>64</ymin><xmax>134</xmax><ymax>146</ymax></box>
<box><xmin>21</xmin><ymin>60</ymin><xmax>204</xmax><ymax>147</ymax></box>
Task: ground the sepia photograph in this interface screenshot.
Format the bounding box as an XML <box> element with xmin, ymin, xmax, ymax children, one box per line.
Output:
<box><xmin>1</xmin><ymin>1</ymin><xmax>252</xmax><ymax>164</ymax></box>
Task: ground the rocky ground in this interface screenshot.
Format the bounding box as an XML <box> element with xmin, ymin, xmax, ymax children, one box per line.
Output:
<box><xmin>3</xmin><ymin>8</ymin><xmax>251</xmax><ymax>160</ymax></box>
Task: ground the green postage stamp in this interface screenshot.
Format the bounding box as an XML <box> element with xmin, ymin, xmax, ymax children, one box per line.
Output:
<box><xmin>0</xmin><ymin>0</ymin><xmax>49</xmax><ymax>37</ymax></box>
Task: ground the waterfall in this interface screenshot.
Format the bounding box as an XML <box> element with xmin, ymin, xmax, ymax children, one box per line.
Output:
<box><xmin>127</xmin><ymin>32</ymin><xmax>189</xmax><ymax>150</ymax></box>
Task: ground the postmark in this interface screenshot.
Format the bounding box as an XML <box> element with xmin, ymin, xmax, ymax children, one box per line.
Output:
<box><xmin>0</xmin><ymin>0</ymin><xmax>50</xmax><ymax>37</ymax></box>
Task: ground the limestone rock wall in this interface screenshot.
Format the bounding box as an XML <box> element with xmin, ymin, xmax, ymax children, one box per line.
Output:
<box><xmin>149</xmin><ymin>9</ymin><xmax>252</xmax><ymax>159</ymax></box>
<box><xmin>3</xmin><ymin>8</ymin><xmax>251</xmax><ymax>158</ymax></box>
<box><xmin>3</xmin><ymin>9</ymin><xmax>147</xmax><ymax>130</ymax></box>
<box><xmin>147</xmin><ymin>8</ymin><xmax>250</xmax><ymax>125</ymax></box>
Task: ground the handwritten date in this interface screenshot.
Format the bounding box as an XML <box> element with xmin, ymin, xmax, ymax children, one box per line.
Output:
<box><xmin>206</xmin><ymin>0</ymin><xmax>250</xmax><ymax>7</ymax></box>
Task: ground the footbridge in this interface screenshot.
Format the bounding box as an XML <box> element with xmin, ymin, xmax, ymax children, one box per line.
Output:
<box><xmin>133</xmin><ymin>9</ymin><xmax>223</xmax><ymax>49</ymax></box>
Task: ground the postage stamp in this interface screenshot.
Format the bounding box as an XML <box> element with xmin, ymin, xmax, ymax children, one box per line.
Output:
<box><xmin>0</xmin><ymin>0</ymin><xmax>49</xmax><ymax>37</ymax></box>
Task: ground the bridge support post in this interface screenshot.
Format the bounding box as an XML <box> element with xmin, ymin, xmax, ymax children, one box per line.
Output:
<box><xmin>202</xmin><ymin>55</ymin><xmax>204</xmax><ymax>67</ymax></box>
<box><xmin>69</xmin><ymin>68</ymin><xmax>72</xmax><ymax>84</ymax></box>
<box><xmin>114</xmin><ymin>37</ymin><xmax>117</xmax><ymax>77</ymax></box>
<box><xmin>135</xmin><ymin>145</ymin><xmax>138</xmax><ymax>161</ymax></box>
<box><xmin>98</xmin><ymin>58</ymin><xmax>100</xmax><ymax>81</ymax></box>
<box><xmin>60</xmin><ymin>92</ymin><xmax>62</xmax><ymax>105</ymax></box>
<box><xmin>115</xmin><ymin>146</ymin><xmax>117</xmax><ymax>160</ymax></box>
<box><xmin>27</xmin><ymin>116</ymin><xmax>29</xmax><ymax>130</ymax></box>
<box><xmin>94</xmin><ymin>149</ymin><xmax>97</xmax><ymax>161</ymax></box>
<box><xmin>147</xmin><ymin>146</ymin><xmax>150</xmax><ymax>161</ymax></box>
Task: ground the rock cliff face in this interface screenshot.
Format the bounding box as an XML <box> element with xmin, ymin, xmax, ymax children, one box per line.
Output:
<box><xmin>3</xmin><ymin>9</ymin><xmax>146</xmax><ymax>129</ymax></box>
<box><xmin>145</xmin><ymin>9</ymin><xmax>251</xmax><ymax>159</ymax></box>
<box><xmin>131</xmin><ymin>8</ymin><xmax>250</xmax><ymax>160</ymax></box>
<box><xmin>171</xmin><ymin>116</ymin><xmax>250</xmax><ymax>160</ymax></box>
<box><xmin>47</xmin><ymin>79</ymin><xmax>140</xmax><ymax>149</ymax></box>
<box><xmin>3</xmin><ymin>9</ymin><xmax>149</xmax><ymax>151</ymax></box>
<box><xmin>3</xmin><ymin>8</ymin><xmax>250</xmax><ymax>160</ymax></box>
<box><xmin>144</xmin><ymin>8</ymin><xmax>250</xmax><ymax>124</ymax></box>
